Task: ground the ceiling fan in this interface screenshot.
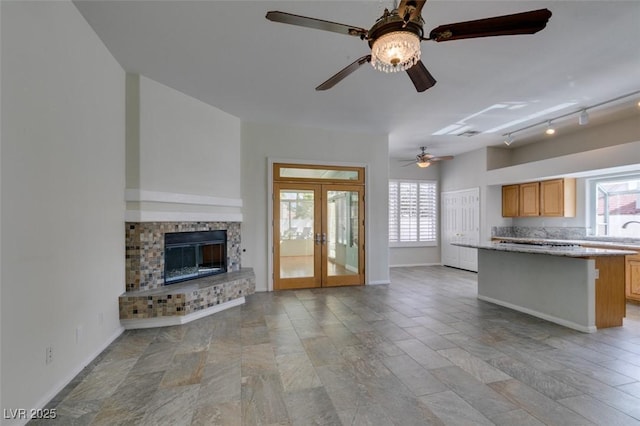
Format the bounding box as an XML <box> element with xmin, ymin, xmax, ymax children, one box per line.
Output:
<box><xmin>403</xmin><ymin>147</ymin><xmax>454</xmax><ymax>168</ymax></box>
<box><xmin>266</xmin><ymin>1</ymin><xmax>551</xmax><ymax>92</ymax></box>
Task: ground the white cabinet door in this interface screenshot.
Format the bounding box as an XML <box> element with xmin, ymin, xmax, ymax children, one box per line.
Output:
<box><xmin>441</xmin><ymin>188</ymin><xmax>479</xmax><ymax>272</ymax></box>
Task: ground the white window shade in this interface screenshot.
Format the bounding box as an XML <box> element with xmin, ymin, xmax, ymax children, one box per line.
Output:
<box><xmin>389</xmin><ymin>180</ymin><xmax>437</xmax><ymax>246</ymax></box>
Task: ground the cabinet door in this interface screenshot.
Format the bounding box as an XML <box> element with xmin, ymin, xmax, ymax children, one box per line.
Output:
<box><xmin>519</xmin><ymin>182</ymin><xmax>540</xmax><ymax>216</ymax></box>
<box><xmin>626</xmin><ymin>255</ymin><xmax>640</xmax><ymax>302</ymax></box>
<box><xmin>540</xmin><ymin>178</ymin><xmax>576</xmax><ymax>217</ymax></box>
<box><xmin>502</xmin><ymin>185</ymin><xmax>519</xmax><ymax>217</ymax></box>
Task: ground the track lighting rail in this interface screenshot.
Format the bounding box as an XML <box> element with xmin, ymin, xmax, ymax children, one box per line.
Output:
<box><xmin>502</xmin><ymin>89</ymin><xmax>640</xmax><ymax>146</ymax></box>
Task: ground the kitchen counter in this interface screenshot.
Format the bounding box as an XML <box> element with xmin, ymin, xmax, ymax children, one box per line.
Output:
<box><xmin>454</xmin><ymin>241</ymin><xmax>636</xmax><ymax>257</ymax></box>
<box><xmin>493</xmin><ymin>236</ymin><xmax>640</xmax><ymax>251</ymax></box>
<box><xmin>456</xmin><ymin>240</ymin><xmax>630</xmax><ymax>333</ymax></box>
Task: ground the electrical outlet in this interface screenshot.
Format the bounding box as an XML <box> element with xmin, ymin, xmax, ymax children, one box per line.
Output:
<box><xmin>45</xmin><ymin>346</ymin><xmax>53</xmax><ymax>365</ymax></box>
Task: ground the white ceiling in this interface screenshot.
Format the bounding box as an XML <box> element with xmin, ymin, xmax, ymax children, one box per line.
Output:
<box><xmin>74</xmin><ymin>1</ymin><xmax>640</xmax><ymax>160</ymax></box>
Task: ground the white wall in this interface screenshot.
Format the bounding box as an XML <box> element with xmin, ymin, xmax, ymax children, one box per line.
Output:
<box><xmin>1</xmin><ymin>1</ymin><xmax>125</xmax><ymax>422</ymax></box>
<box><xmin>388</xmin><ymin>158</ymin><xmax>441</xmax><ymax>266</ymax></box>
<box><xmin>125</xmin><ymin>74</ymin><xmax>242</xmax><ymax>222</ymax></box>
<box><xmin>241</xmin><ymin>121</ymin><xmax>390</xmax><ymax>291</ymax></box>
<box><xmin>0</xmin><ymin>0</ymin><xmax>4</xmax><ymax>413</ymax></box>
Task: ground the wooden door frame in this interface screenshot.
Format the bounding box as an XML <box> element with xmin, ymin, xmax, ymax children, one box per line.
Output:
<box><xmin>267</xmin><ymin>159</ymin><xmax>368</xmax><ymax>291</ymax></box>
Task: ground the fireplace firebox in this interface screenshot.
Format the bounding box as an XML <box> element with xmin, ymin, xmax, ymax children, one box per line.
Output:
<box><xmin>164</xmin><ymin>230</ymin><xmax>227</xmax><ymax>284</ymax></box>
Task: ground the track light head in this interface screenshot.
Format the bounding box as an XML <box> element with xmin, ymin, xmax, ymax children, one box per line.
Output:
<box><xmin>545</xmin><ymin>120</ymin><xmax>556</xmax><ymax>135</ymax></box>
<box><xmin>579</xmin><ymin>109</ymin><xmax>589</xmax><ymax>125</ymax></box>
<box><xmin>504</xmin><ymin>134</ymin><xmax>514</xmax><ymax>146</ymax></box>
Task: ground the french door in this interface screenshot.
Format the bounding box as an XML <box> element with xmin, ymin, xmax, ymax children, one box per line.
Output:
<box><xmin>273</xmin><ymin>164</ymin><xmax>365</xmax><ymax>290</ymax></box>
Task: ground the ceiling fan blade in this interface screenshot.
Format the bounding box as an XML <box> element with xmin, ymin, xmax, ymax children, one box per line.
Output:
<box><xmin>406</xmin><ymin>60</ymin><xmax>437</xmax><ymax>92</ymax></box>
<box><xmin>397</xmin><ymin>0</ymin><xmax>427</xmax><ymax>24</ymax></box>
<box><xmin>428</xmin><ymin>9</ymin><xmax>552</xmax><ymax>42</ymax></box>
<box><xmin>316</xmin><ymin>55</ymin><xmax>371</xmax><ymax>91</ymax></box>
<box><xmin>429</xmin><ymin>156</ymin><xmax>454</xmax><ymax>162</ymax></box>
<box><xmin>266</xmin><ymin>11</ymin><xmax>368</xmax><ymax>38</ymax></box>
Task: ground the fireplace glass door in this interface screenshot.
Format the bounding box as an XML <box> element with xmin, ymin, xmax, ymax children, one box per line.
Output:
<box><xmin>164</xmin><ymin>230</ymin><xmax>226</xmax><ymax>284</ymax></box>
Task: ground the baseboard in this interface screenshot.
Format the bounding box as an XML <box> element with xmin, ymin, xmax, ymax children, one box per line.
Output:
<box><xmin>389</xmin><ymin>263</ymin><xmax>441</xmax><ymax>268</ymax></box>
<box><xmin>25</xmin><ymin>326</ymin><xmax>125</xmax><ymax>425</ymax></box>
<box><xmin>477</xmin><ymin>295</ymin><xmax>596</xmax><ymax>333</ymax></box>
<box><xmin>120</xmin><ymin>297</ymin><xmax>245</xmax><ymax>330</ymax></box>
<box><xmin>367</xmin><ymin>280</ymin><xmax>391</xmax><ymax>285</ymax></box>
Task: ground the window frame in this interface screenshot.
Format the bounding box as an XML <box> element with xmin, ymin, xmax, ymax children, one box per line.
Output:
<box><xmin>388</xmin><ymin>179</ymin><xmax>438</xmax><ymax>248</ymax></box>
<box><xmin>587</xmin><ymin>172</ymin><xmax>640</xmax><ymax>237</ymax></box>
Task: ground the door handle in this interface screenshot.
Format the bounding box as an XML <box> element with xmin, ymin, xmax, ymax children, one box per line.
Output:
<box><xmin>322</xmin><ymin>233</ymin><xmax>327</xmax><ymax>244</ymax></box>
<box><xmin>315</xmin><ymin>233</ymin><xmax>321</xmax><ymax>245</ymax></box>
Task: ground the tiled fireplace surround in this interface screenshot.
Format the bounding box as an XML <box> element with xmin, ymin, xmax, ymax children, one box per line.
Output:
<box><xmin>119</xmin><ymin>221</ymin><xmax>255</xmax><ymax>327</ymax></box>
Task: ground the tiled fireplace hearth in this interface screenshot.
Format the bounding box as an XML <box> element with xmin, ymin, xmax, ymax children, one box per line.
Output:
<box><xmin>120</xmin><ymin>221</ymin><xmax>255</xmax><ymax>329</ymax></box>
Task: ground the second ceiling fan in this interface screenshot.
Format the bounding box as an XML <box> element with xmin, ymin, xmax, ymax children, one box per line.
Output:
<box><xmin>266</xmin><ymin>1</ymin><xmax>551</xmax><ymax>92</ymax></box>
<box><xmin>403</xmin><ymin>147</ymin><xmax>453</xmax><ymax>168</ymax></box>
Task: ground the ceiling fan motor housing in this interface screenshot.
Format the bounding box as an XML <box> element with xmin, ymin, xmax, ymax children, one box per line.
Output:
<box><xmin>367</xmin><ymin>12</ymin><xmax>424</xmax><ymax>45</ymax></box>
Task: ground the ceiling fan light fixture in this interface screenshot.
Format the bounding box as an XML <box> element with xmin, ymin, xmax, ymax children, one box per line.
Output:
<box><xmin>416</xmin><ymin>160</ymin><xmax>431</xmax><ymax>168</ymax></box>
<box><xmin>371</xmin><ymin>31</ymin><xmax>421</xmax><ymax>73</ymax></box>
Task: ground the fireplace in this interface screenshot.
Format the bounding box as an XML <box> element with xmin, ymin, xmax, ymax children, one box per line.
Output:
<box><xmin>164</xmin><ymin>230</ymin><xmax>227</xmax><ymax>284</ymax></box>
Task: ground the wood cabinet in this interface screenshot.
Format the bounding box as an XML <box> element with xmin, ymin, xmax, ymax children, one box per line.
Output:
<box><xmin>501</xmin><ymin>185</ymin><xmax>519</xmax><ymax>217</ymax></box>
<box><xmin>540</xmin><ymin>178</ymin><xmax>576</xmax><ymax>217</ymax></box>
<box><xmin>626</xmin><ymin>252</ymin><xmax>640</xmax><ymax>303</ymax></box>
<box><xmin>519</xmin><ymin>182</ymin><xmax>540</xmax><ymax>217</ymax></box>
<box><xmin>578</xmin><ymin>243</ymin><xmax>640</xmax><ymax>304</ymax></box>
<box><xmin>501</xmin><ymin>178</ymin><xmax>575</xmax><ymax>217</ymax></box>
<box><xmin>501</xmin><ymin>183</ymin><xmax>539</xmax><ymax>217</ymax></box>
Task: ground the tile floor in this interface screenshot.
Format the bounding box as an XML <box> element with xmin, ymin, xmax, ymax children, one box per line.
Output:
<box><xmin>33</xmin><ymin>266</ymin><xmax>640</xmax><ymax>425</ymax></box>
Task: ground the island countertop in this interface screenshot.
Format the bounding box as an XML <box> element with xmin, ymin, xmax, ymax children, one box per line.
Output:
<box><xmin>493</xmin><ymin>236</ymin><xmax>640</xmax><ymax>251</ymax></box>
<box><xmin>453</xmin><ymin>241</ymin><xmax>636</xmax><ymax>257</ymax></box>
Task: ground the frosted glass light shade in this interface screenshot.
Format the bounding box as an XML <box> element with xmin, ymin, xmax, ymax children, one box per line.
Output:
<box><xmin>371</xmin><ymin>31</ymin><xmax>421</xmax><ymax>73</ymax></box>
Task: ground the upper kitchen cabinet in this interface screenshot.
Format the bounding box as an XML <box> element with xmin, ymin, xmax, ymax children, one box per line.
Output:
<box><xmin>540</xmin><ymin>178</ymin><xmax>576</xmax><ymax>217</ymax></box>
<box><xmin>501</xmin><ymin>178</ymin><xmax>576</xmax><ymax>217</ymax></box>
<box><xmin>501</xmin><ymin>184</ymin><xmax>519</xmax><ymax>217</ymax></box>
<box><xmin>501</xmin><ymin>182</ymin><xmax>539</xmax><ymax>217</ymax></box>
<box><xmin>519</xmin><ymin>182</ymin><xmax>540</xmax><ymax>217</ymax></box>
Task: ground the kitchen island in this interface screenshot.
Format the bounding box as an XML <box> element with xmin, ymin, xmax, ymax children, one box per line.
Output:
<box><xmin>453</xmin><ymin>241</ymin><xmax>635</xmax><ymax>332</ymax></box>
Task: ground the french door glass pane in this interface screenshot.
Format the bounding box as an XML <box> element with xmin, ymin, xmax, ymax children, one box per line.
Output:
<box><xmin>327</xmin><ymin>190</ymin><xmax>359</xmax><ymax>277</ymax></box>
<box><xmin>279</xmin><ymin>189</ymin><xmax>315</xmax><ymax>278</ymax></box>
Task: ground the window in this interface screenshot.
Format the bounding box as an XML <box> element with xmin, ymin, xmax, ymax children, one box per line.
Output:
<box><xmin>389</xmin><ymin>180</ymin><xmax>437</xmax><ymax>246</ymax></box>
<box><xmin>589</xmin><ymin>173</ymin><xmax>640</xmax><ymax>238</ymax></box>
